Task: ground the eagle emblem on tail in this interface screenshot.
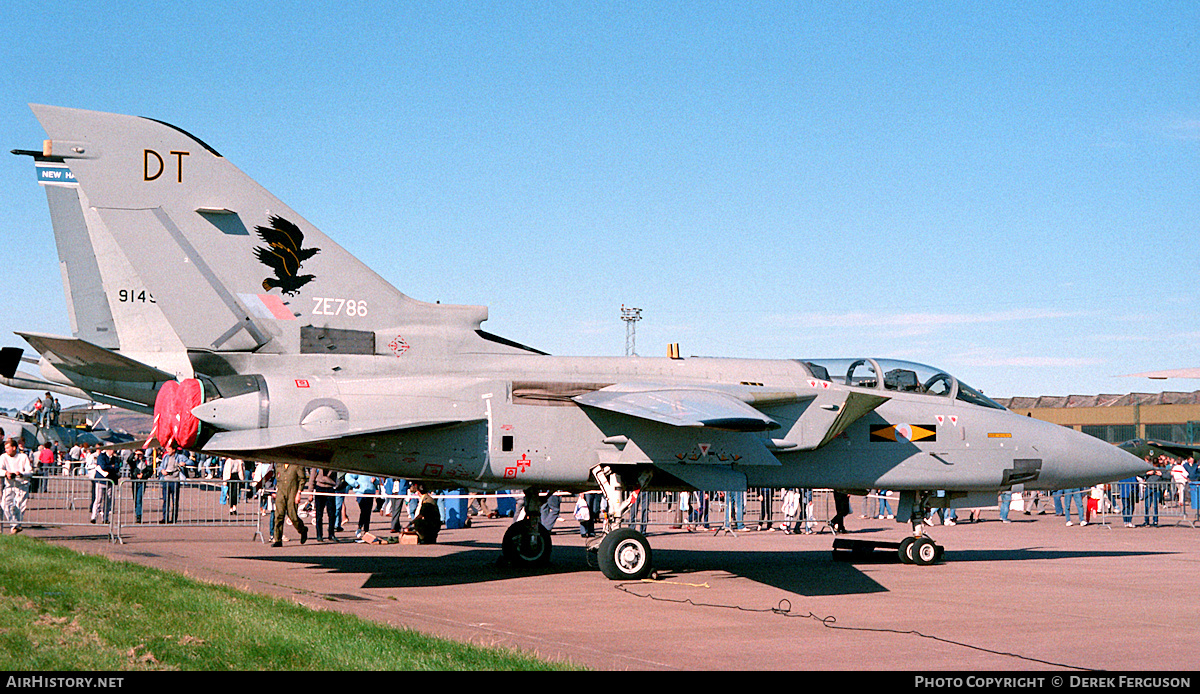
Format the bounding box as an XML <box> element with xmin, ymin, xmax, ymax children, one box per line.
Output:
<box><xmin>253</xmin><ymin>215</ymin><xmax>320</xmax><ymax>295</ymax></box>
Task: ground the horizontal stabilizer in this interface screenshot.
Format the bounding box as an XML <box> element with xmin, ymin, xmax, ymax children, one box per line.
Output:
<box><xmin>202</xmin><ymin>417</ymin><xmax>485</xmax><ymax>455</ymax></box>
<box><xmin>574</xmin><ymin>386</ymin><xmax>779</xmax><ymax>432</ymax></box>
<box><xmin>17</xmin><ymin>332</ymin><xmax>174</xmax><ymax>383</ymax></box>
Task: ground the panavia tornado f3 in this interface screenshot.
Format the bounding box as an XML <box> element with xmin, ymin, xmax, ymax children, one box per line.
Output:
<box><xmin>7</xmin><ymin>105</ymin><xmax>1148</xmax><ymax>577</ymax></box>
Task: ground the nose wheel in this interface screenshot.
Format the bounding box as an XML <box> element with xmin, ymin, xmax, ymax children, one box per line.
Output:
<box><xmin>898</xmin><ymin>536</ymin><xmax>943</xmax><ymax>565</ymax></box>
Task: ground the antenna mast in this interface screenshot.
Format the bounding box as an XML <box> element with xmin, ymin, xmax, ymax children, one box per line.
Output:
<box><xmin>621</xmin><ymin>305</ymin><xmax>642</xmax><ymax>357</ymax></box>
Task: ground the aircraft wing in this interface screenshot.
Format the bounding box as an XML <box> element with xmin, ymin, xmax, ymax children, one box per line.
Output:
<box><xmin>202</xmin><ymin>417</ymin><xmax>485</xmax><ymax>456</ymax></box>
<box><xmin>17</xmin><ymin>332</ymin><xmax>174</xmax><ymax>383</ymax></box>
<box><xmin>573</xmin><ymin>385</ymin><xmax>781</xmax><ymax>432</ymax></box>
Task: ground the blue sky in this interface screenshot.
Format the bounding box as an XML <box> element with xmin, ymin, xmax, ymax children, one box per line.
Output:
<box><xmin>0</xmin><ymin>1</ymin><xmax>1197</xmax><ymax>409</ymax></box>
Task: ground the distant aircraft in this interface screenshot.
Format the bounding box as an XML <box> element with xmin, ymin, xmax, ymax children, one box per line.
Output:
<box><xmin>6</xmin><ymin>105</ymin><xmax>1149</xmax><ymax>578</ymax></box>
<box><xmin>1123</xmin><ymin>368</ymin><xmax>1200</xmax><ymax>380</ymax></box>
<box><xmin>0</xmin><ymin>398</ymin><xmax>134</xmax><ymax>451</ymax></box>
<box><xmin>1117</xmin><ymin>439</ymin><xmax>1200</xmax><ymax>462</ymax></box>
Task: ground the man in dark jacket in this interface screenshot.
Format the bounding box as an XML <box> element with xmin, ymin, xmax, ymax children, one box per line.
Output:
<box><xmin>307</xmin><ymin>468</ymin><xmax>339</xmax><ymax>542</ymax></box>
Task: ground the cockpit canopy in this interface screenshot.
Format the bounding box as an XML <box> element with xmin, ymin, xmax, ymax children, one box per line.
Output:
<box><xmin>798</xmin><ymin>358</ymin><xmax>1005</xmax><ymax>410</ymax></box>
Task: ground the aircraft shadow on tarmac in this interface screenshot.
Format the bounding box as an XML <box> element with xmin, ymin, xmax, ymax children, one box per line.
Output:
<box><xmin>241</xmin><ymin>540</ymin><xmax>1176</xmax><ymax>597</ymax></box>
<box><xmin>241</xmin><ymin>539</ymin><xmax>586</xmax><ymax>590</ymax></box>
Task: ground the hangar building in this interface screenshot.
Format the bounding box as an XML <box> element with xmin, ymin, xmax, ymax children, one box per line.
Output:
<box><xmin>995</xmin><ymin>391</ymin><xmax>1200</xmax><ymax>445</ymax></box>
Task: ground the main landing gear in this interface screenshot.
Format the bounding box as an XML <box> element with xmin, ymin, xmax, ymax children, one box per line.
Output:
<box><xmin>499</xmin><ymin>490</ymin><xmax>552</xmax><ymax>568</ymax></box>
<box><xmin>596</xmin><ymin>527</ymin><xmax>654</xmax><ymax>580</ymax></box>
<box><xmin>588</xmin><ymin>465</ymin><xmax>656</xmax><ymax>580</ymax></box>
<box><xmin>499</xmin><ymin>471</ymin><xmax>657</xmax><ymax>580</ymax></box>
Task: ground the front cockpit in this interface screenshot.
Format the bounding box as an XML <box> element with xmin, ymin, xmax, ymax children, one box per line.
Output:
<box><xmin>798</xmin><ymin>358</ymin><xmax>1006</xmax><ymax>410</ymax></box>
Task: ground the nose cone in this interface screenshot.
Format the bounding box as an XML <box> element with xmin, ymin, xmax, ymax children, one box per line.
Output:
<box><xmin>1038</xmin><ymin>425</ymin><xmax>1152</xmax><ymax>488</ymax></box>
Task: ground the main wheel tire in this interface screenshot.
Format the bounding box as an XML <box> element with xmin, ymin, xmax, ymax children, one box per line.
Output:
<box><xmin>912</xmin><ymin>536</ymin><xmax>938</xmax><ymax>566</ymax></box>
<box><xmin>898</xmin><ymin>536</ymin><xmax>916</xmax><ymax>564</ymax></box>
<box><xmin>501</xmin><ymin>519</ymin><xmax>552</xmax><ymax>566</ymax></box>
<box><xmin>597</xmin><ymin>528</ymin><xmax>653</xmax><ymax>580</ymax></box>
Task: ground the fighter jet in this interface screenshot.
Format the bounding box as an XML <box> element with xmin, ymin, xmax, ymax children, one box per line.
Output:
<box><xmin>7</xmin><ymin>105</ymin><xmax>1149</xmax><ymax>578</ymax></box>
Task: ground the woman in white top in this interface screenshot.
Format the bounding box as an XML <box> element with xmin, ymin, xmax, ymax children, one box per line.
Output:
<box><xmin>1</xmin><ymin>438</ymin><xmax>33</xmax><ymax>533</ymax></box>
<box><xmin>223</xmin><ymin>458</ymin><xmax>245</xmax><ymax>514</ymax></box>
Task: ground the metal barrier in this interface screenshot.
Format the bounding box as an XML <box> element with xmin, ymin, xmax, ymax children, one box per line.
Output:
<box><xmin>10</xmin><ymin>475</ymin><xmax>119</xmax><ymax>541</ymax></box>
<box><xmin>111</xmin><ymin>478</ymin><xmax>265</xmax><ymax>540</ymax></box>
<box><xmin>592</xmin><ymin>489</ymin><xmax>841</xmax><ymax>534</ymax></box>
<box><xmin>295</xmin><ymin>489</ymin><xmax>524</xmax><ymax>535</ymax></box>
<box><xmin>1099</xmin><ymin>480</ymin><xmax>1198</xmax><ymax>528</ymax></box>
<box><xmin>17</xmin><ymin>476</ymin><xmax>1198</xmax><ymax>545</ymax></box>
<box><xmin>286</xmin><ymin>488</ymin><xmax>847</xmax><ymax>537</ymax></box>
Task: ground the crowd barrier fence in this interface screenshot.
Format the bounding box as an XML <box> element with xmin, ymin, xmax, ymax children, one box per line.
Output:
<box><xmin>8</xmin><ymin>476</ymin><xmax>1199</xmax><ymax>544</ymax></box>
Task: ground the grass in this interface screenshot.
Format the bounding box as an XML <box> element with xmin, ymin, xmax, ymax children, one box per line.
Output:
<box><xmin>0</xmin><ymin>534</ymin><xmax>577</xmax><ymax>670</ymax></box>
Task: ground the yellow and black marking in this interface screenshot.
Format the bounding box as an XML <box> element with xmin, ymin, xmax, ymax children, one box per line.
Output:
<box><xmin>870</xmin><ymin>424</ymin><xmax>937</xmax><ymax>442</ymax></box>
<box><xmin>987</xmin><ymin>432</ymin><xmax>1012</xmax><ymax>438</ymax></box>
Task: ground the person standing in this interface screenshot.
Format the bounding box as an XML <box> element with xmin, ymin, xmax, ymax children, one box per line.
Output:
<box><xmin>830</xmin><ymin>492</ymin><xmax>851</xmax><ymax>534</ymax></box>
<box><xmin>1142</xmin><ymin>460</ymin><xmax>1164</xmax><ymax>527</ymax></box>
<box><xmin>999</xmin><ymin>491</ymin><xmax>1012</xmax><ymax>523</ymax></box>
<box><xmin>628</xmin><ymin>489</ymin><xmax>650</xmax><ymax>534</ymax></box>
<box><xmin>130</xmin><ymin>450</ymin><xmax>152</xmax><ymax>523</ymax></box>
<box><xmin>539</xmin><ymin>491</ymin><xmax>561</xmax><ymax>532</ymax></box>
<box><xmin>38</xmin><ymin>392</ymin><xmax>53</xmax><ymax>428</ymax></box>
<box><xmin>1118</xmin><ymin>474</ymin><xmax>1139</xmax><ymax>527</ymax></box>
<box><xmin>1085</xmin><ymin>484</ymin><xmax>1104</xmax><ymax>525</ymax></box>
<box><xmin>307</xmin><ymin>468</ymin><xmax>339</xmax><ymax>542</ymax></box>
<box><xmin>158</xmin><ymin>445</ymin><xmax>186</xmax><ymax>524</ymax></box>
<box><xmin>34</xmin><ymin>442</ymin><xmax>54</xmax><ymax>495</ymax></box>
<box><xmin>724</xmin><ymin>489</ymin><xmax>746</xmax><ymax>531</ymax></box>
<box><xmin>877</xmin><ymin>489</ymin><xmax>895</xmax><ymax>519</ymax></box>
<box><xmin>272</xmin><ymin>463</ymin><xmax>308</xmax><ymax>547</ymax></box>
<box><xmin>90</xmin><ymin>449</ymin><xmax>118</xmax><ymax>524</ymax></box>
<box><xmin>1064</xmin><ymin>488</ymin><xmax>1086</xmax><ymax>526</ymax></box>
<box><xmin>577</xmin><ymin>491</ymin><xmax>601</xmax><ymax>537</ymax></box>
<box><xmin>345</xmin><ymin>473</ymin><xmax>378</xmax><ymax>540</ymax></box>
<box><xmin>0</xmin><ymin>438</ymin><xmax>33</xmax><ymax>533</ymax></box>
<box><xmin>782</xmin><ymin>488</ymin><xmax>801</xmax><ymax>533</ymax></box>
<box><xmin>1187</xmin><ymin>456</ymin><xmax>1200</xmax><ymax>521</ymax></box>
<box><xmin>758</xmin><ymin>488</ymin><xmax>774</xmax><ymax>531</ymax></box>
<box><xmin>1170</xmin><ymin>458</ymin><xmax>1190</xmax><ymax>510</ymax></box>
<box><xmin>222</xmin><ymin>458</ymin><xmax>245</xmax><ymax>515</ymax></box>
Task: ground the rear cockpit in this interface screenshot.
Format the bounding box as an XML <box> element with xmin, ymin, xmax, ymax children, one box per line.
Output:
<box><xmin>799</xmin><ymin>358</ymin><xmax>1005</xmax><ymax>410</ymax></box>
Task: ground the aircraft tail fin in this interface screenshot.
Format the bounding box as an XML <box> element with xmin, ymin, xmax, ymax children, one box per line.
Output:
<box><xmin>29</xmin><ymin>105</ymin><xmax>536</xmax><ymax>359</ymax></box>
<box><xmin>20</xmin><ymin>149</ymin><xmax>194</xmax><ymax>378</ymax></box>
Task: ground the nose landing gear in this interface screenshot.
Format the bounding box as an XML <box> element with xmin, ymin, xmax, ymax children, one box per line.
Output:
<box><xmin>897</xmin><ymin>535</ymin><xmax>943</xmax><ymax>566</ymax></box>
